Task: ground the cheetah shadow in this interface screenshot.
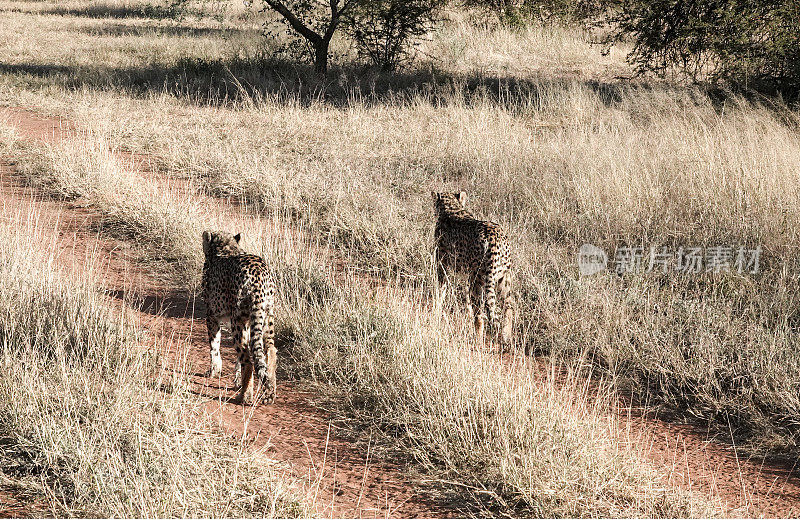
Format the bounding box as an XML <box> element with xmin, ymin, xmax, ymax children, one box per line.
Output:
<box><xmin>104</xmin><ymin>288</ymin><xmax>205</xmax><ymax>320</ymax></box>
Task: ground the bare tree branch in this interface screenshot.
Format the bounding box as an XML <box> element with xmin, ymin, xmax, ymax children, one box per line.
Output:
<box><xmin>264</xmin><ymin>0</ymin><xmax>322</xmax><ymax>45</ymax></box>
<box><xmin>323</xmin><ymin>0</ymin><xmax>358</xmax><ymax>40</ymax></box>
<box><xmin>340</xmin><ymin>0</ymin><xmax>359</xmax><ymax>15</ymax></box>
<box><xmin>263</xmin><ymin>0</ymin><xmax>364</xmax><ymax>73</ymax></box>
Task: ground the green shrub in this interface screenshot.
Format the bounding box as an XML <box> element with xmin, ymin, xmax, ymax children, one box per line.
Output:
<box><xmin>343</xmin><ymin>0</ymin><xmax>445</xmax><ymax>70</ymax></box>
<box><xmin>605</xmin><ymin>0</ymin><xmax>800</xmax><ymax>90</ymax></box>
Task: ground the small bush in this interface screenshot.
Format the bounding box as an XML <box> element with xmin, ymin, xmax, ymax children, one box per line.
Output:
<box><xmin>343</xmin><ymin>0</ymin><xmax>445</xmax><ymax>71</ymax></box>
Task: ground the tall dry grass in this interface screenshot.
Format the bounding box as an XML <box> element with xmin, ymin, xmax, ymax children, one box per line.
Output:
<box><xmin>41</xmin><ymin>82</ymin><xmax>800</xmax><ymax>453</ymax></box>
<box><xmin>0</xmin><ymin>0</ymin><xmax>786</xmax><ymax>514</ymax></box>
<box><xmin>0</xmin><ymin>181</ymin><xmax>309</xmax><ymax>516</ymax></box>
<box><xmin>0</xmin><ymin>110</ymin><xmax>724</xmax><ymax>516</ymax></box>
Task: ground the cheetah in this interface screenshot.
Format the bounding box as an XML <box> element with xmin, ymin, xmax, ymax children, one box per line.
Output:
<box><xmin>432</xmin><ymin>191</ymin><xmax>515</xmax><ymax>346</ymax></box>
<box><xmin>202</xmin><ymin>231</ymin><xmax>277</xmax><ymax>405</ymax></box>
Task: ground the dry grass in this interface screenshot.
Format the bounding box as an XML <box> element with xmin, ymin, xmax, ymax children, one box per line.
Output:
<box><xmin>2</xmin><ymin>0</ymin><xmax>793</xmax><ymax>516</ymax></box>
<box><xmin>8</xmin><ymin>127</ymin><xmax>206</xmax><ymax>288</ymax></box>
<box><xmin>0</xmin><ymin>112</ymin><xmax>724</xmax><ymax>516</ymax></box>
<box><xmin>35</xmin><ymin>82</ymin><xmax>800</xmax><ymax>454</ymax></box>
<box><xmin>0</xmin><ymin>166</ymin><xmax>309</xmax><ymax>516</ymax></box>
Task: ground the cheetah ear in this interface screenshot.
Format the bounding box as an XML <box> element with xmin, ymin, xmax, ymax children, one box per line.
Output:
<box><xmin>233</xmin><ymin>233</ymin><xmax>241</xmax><ymax>243</ymax></box>
<box><xmin>430</xmin><ymin>191</ymin><xmax>438</xmax><ymax>202</ymax></box>
<box><xmin>457</xmin><ymin>191</ymin><xmax>467</xmax><ymax>205</ymax></box>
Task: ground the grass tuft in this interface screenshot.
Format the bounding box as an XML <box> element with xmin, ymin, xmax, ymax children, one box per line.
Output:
<box><xmin>0</xmin><ymin>205</ymin><xmax>309</xmax><ymax>517</ymax></box>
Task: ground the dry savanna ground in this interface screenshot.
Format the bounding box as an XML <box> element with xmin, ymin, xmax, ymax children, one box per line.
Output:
<box><xmin>1</xmin><ymin>0</ymin><xmax>800</xmax><ymax>517</ymax></box>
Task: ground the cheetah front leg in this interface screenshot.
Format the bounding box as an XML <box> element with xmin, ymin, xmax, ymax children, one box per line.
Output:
<box><xmin>206</xmin><ymin>315</ymin><xmax>222</xmax><ymax>378</ymax></box>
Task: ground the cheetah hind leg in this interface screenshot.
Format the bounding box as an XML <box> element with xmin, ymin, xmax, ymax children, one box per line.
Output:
<box><xmin>470</xmin><ymin>275</ymin><xmax>488</xmax><ymax>347</ymax></box>
<box><xmin>264</xmin><ymin>339</ymin><xmax>277</xmax><ymax>404</ymax></box>
<box><xmin>498</xmin><ymin>272</ymin><xmax>515</xmax><ymax>350</ymax></box>
<box><xmin>232</xmin><ymin>359</ymin><xmax>242</xmax><ymax>389</ymax></box>
<box><xmin>206</xmin><ymin>316</ymin><xmax>223</xmax><ymax>378</ymax></box>
<box><xmin>231</xmin><ymin>322</ymin><xmax>254</xmax><ymax>404</ymax></box>
<box><xmin>475</xmin><ymin>314</ymin><xmax>487</xmax><ymax>346</ymax></box>
<box><xmin>235</xmin><ymin>362</ymin><xmax>254</xmax><ymax>404</ymax></box>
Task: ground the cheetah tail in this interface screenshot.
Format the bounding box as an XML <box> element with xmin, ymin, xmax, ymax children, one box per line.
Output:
<box><xmin>485</xmin><ymin>275</ymin><xmax>499</xmax><ymax>326</ymax></box>
<box><xmin>249</xmin><ymin>310</ymin><xmax>271</xmax><ymax>381</ymax></box>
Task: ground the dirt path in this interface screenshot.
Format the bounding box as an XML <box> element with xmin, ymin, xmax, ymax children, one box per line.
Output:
<box><xmin>0</xmin><ymin>107</ymin><xmax>451</xmax><ymax>519</ymax></box>
<box><xmin>616</xmin><ymin>407</ymin><xmax>800</xmax><ymax>517</ymax></box>
<box><xmin>3</xmin><ymin>106</ymin><xmax>800</xmax><ymax>518</ymax></box>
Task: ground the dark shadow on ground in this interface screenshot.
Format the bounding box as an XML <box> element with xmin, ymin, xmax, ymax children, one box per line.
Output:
<box><xmin>0</xmin><ymin>56</ymin><xmax>636</xmax><ymax>110</ymax></box>
<box><xmin>0</xmin><ymin>4</ymin><xmax>794</xmax><ymax>109</ymax></box>
<box><xmin>3</xmin><ymin>51</ymin><xmax>788</xmax><ymax>116</ymax></box>
<box><xmin>34</xmin><ymin>4</ymin><xmax>193</xmax><ymax>20</ymax></box>
<box><xmin>74</xmin><ymin>23</ymin><xmax>258</xmax><ymax>39</ymax></box>
<box><xmin>105</xmin><ymin>287</ymin><xmax>203</xmax><ymax>319</ymax></box>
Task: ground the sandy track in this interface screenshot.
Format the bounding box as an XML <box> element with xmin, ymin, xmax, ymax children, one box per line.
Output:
<box><xmin>0</xmin><ymin>107</ymin><xmax>450</xmax><ymax>519</ymax></box>
<box><xmin>2</xmin><ymin>106</ymin><xmax>800</xmax><ymax>518</ymax></box>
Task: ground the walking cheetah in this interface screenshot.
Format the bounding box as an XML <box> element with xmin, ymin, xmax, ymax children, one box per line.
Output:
<box><xmin>202</xmin><ymin>231</ymin><xmax>277</xmax><ymax>405</ymax></box>
<box><xmin>432</xmin><ymin>191</ymin><xmax>515</xmax><ymax>345</ymax></box>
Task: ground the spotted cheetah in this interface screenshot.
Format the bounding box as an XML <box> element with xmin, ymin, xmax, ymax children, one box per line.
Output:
<box><xmin>432</xmin><ymin>191</ymin><xmax>515</xmax><ymax>345</ymax></box>
<box><xmin>202</xmin><ymin>231</ymin><xmax>277</xmax><ymax>405</ymax></box>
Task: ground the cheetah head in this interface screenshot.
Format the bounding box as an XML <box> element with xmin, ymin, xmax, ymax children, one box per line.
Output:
<box><xmin>202</xmin><ymin>231</ymin><xmax>242</xmax><ymax>257</ymax></box>
<box><xmin>431</xmin><ymin>191</ymin><xmax>467</xmax><ymax>214</ymax></box>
